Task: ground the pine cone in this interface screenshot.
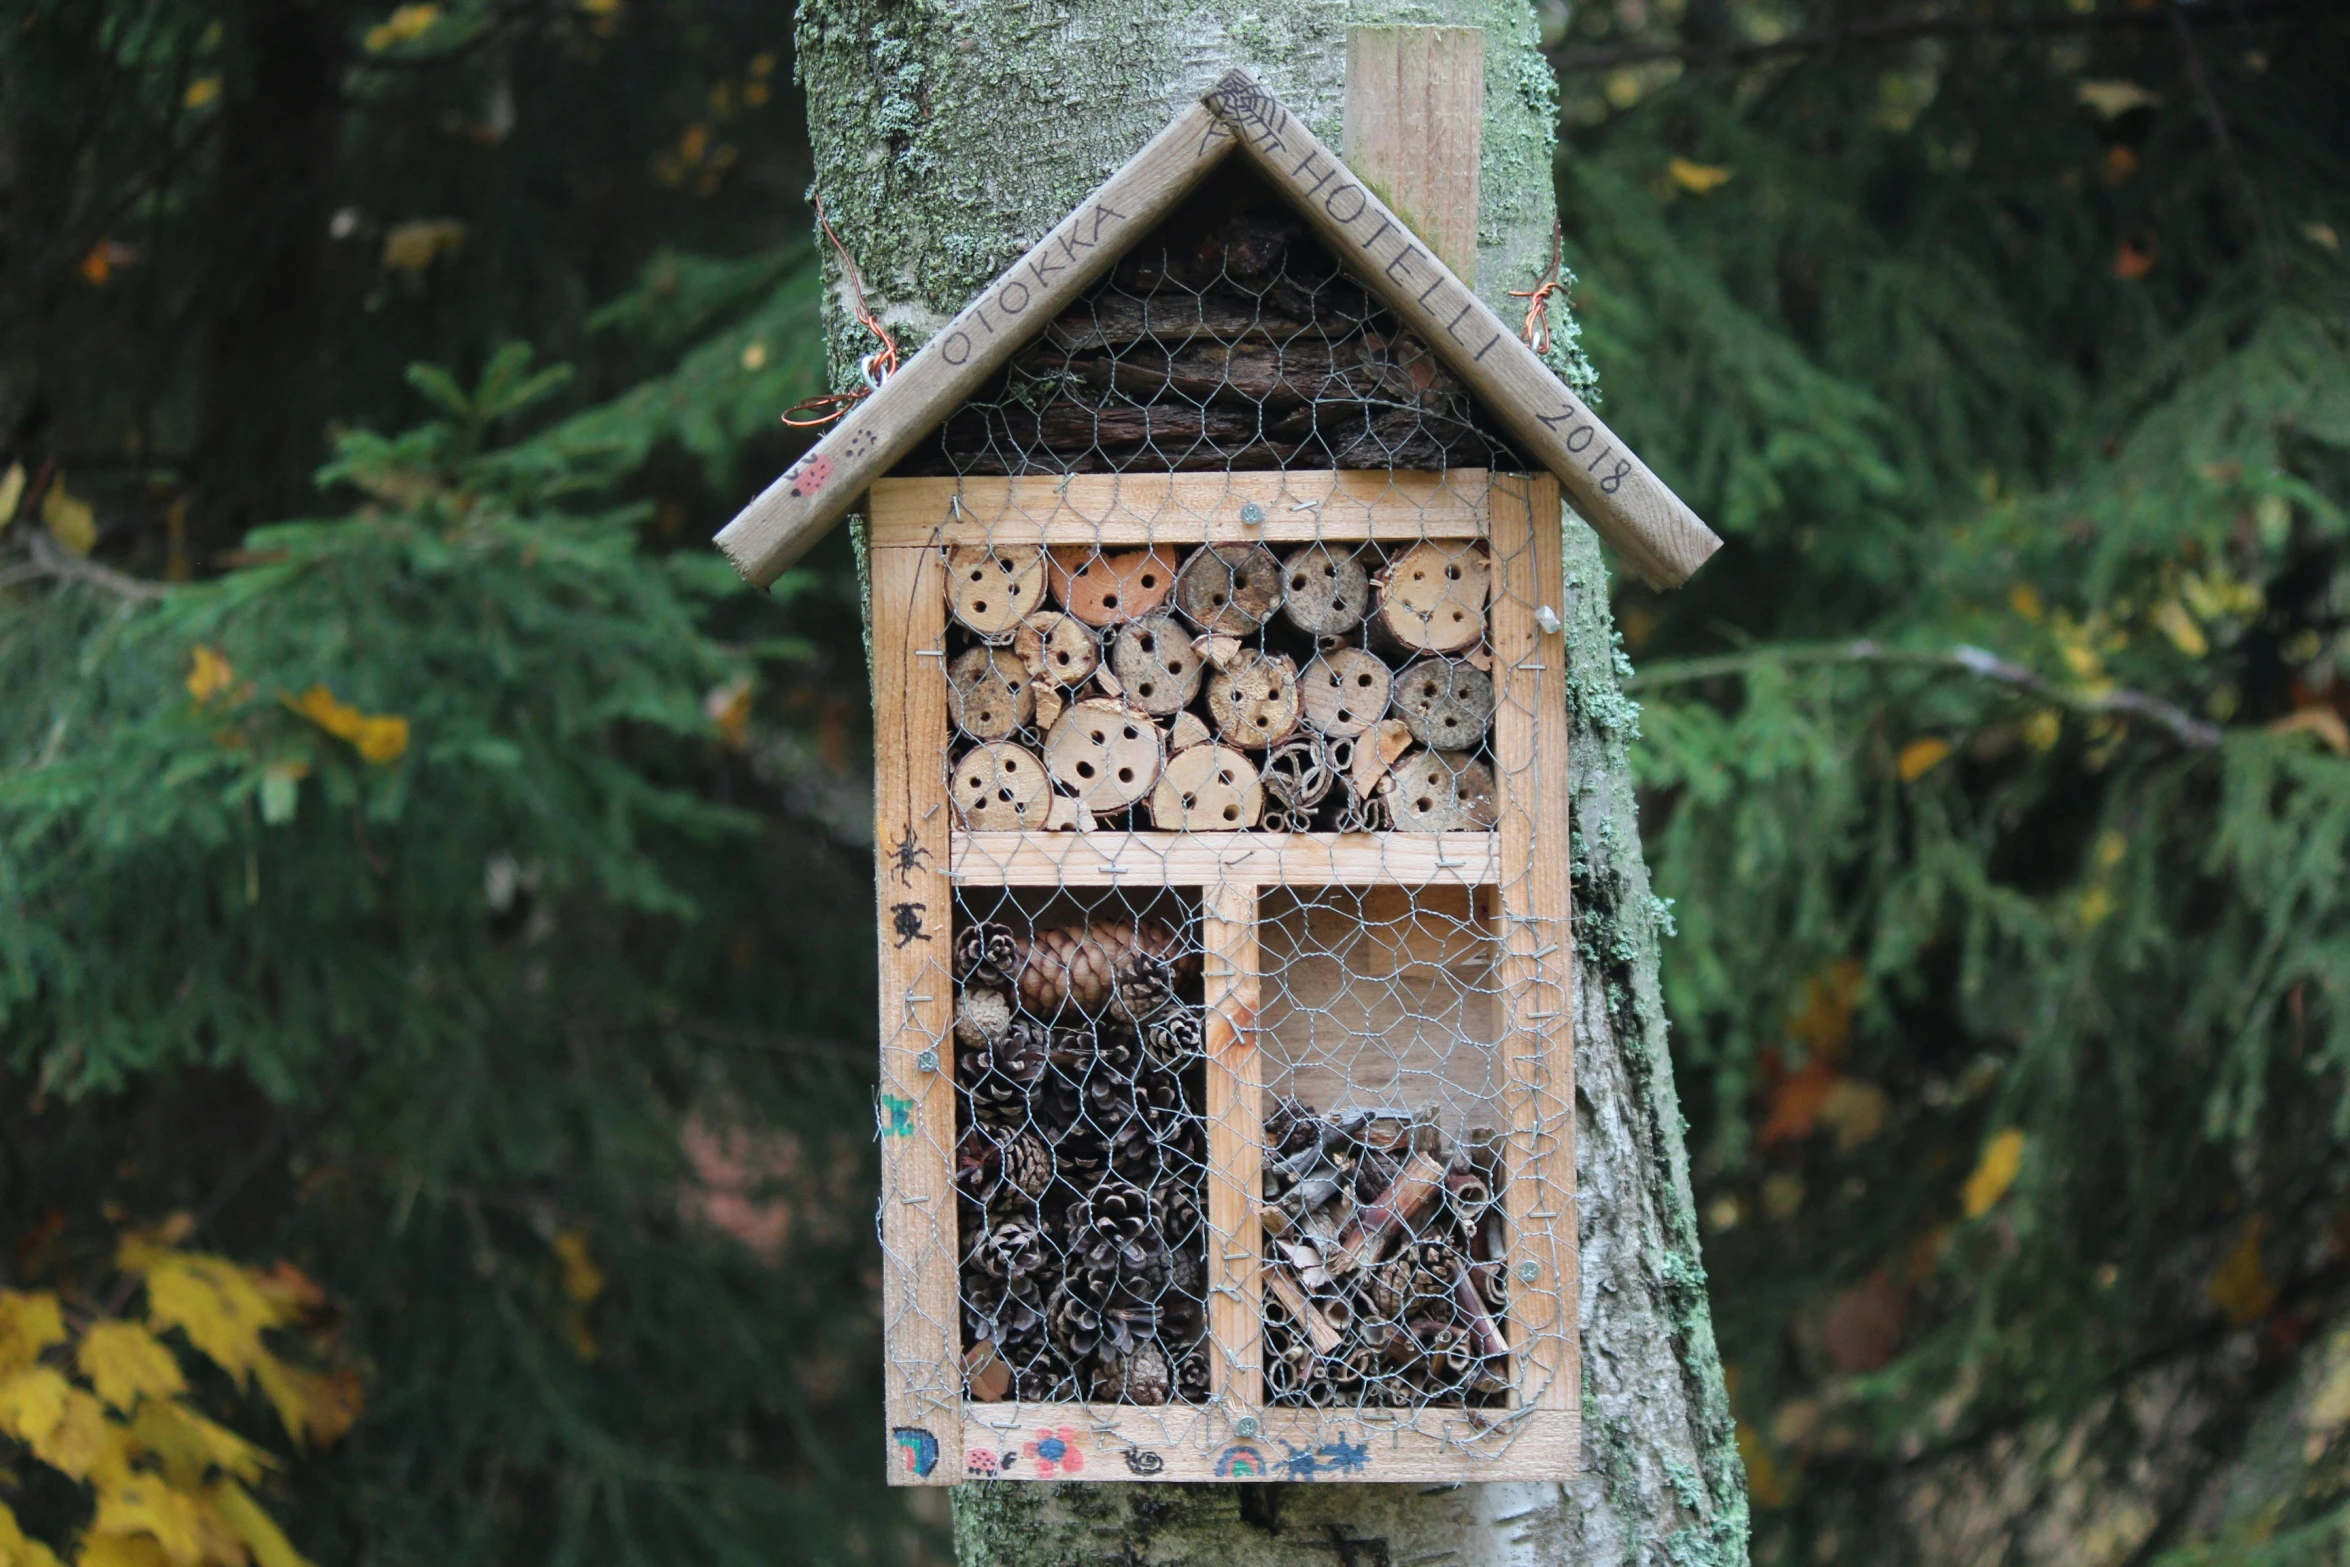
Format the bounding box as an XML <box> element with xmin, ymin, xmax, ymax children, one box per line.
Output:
<box><xmin>992</xmin><ymin>1020</ymin><xmax>1050</xmax><ymax>1086</ymax></box>
<box><xmin>1011</xmin><ymin>919</ymin><xmax>1196</xmax><ymax>1019</ymax></box>
<box><xmin>1000</xmin><ymin>1129</ymin><xmax>1054</xmax><ymax>1199</ymax></box>
<box><xmin>970</xmin><ymin>1218</ymin><xmax>1050</xmax><ymax>1288</ymax></box>
<box><xmin>1175</xmin><ymin>1348</ymin><xmax>1210</xmax><ymax>1401</ymax></box>
<box><xmin>955</xmin><ymin>921</ymin><xmax>1018</xmax><ymax>984</ymax></box>
<box><xmin>1150</xmin><ymin>1182</ymin><xmax>1202</xmax><ymax>1248</ymax></box>
<box><xmin>955</xmin><ymin>1129</ymin><xmax>1001</xmax><ymax>1204</ymax></box>
<box><xmin>1142</xmin><ymin>1007</ymin><xmax>1203</xmax><ymax>1066</ymax></box>
<box><xmin>1077</xmin><ymin>1179</ymin><xmax>1153</xmax><ymax>1249</ymax></box>
<box><xmin>954</xmin><ymin>983</ymin><xmax>1014</xmax><ymax>1051</ymax></box>
<box><xmin>1093</xmin><ymin>1338</ymin><xmax>1172</xmax><ymax>1405</ymax></box>
<box><xmin>956</xmin><ymin>1046</ymin><xmax>1029</xmax><ymax>1129</ymax></box>
<box><xmin>1107</xmin><ymin>950</ymin><xmax>1176</xmax><ymax>1025</ymax></box>
<box><xmin>1048</xmin><ymin>1284</ymin><xmax>1107</xmax><ymax>1364</ymax></box>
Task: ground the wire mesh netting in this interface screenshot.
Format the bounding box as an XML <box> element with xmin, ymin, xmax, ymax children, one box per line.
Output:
<box><xmin>875</xmin><ymin>162</ymin><xmax>1573</xmax><ymax>1478</ymax></box>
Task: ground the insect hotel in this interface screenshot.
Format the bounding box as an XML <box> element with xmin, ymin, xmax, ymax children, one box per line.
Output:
<box><xmin>717</xmin><ymin>57</ymin><xmax>1718</xmax><ymax>1485</ymax></box>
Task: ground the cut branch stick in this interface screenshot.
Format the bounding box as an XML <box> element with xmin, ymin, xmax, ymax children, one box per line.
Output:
<box><xmin>713</xmin><ymin>103</ymin><xmax>1237</xmax><ymax>587</ymax></box>
<box><xmin>1263</xmin><ymin>1269</ymin><xmax>1346</xmax><ymax>1356</ymax></box>
<box><xmin>1201</xmin><ymin>70</ymin><xmax>1722</xmax><ymax>588</ymax></box>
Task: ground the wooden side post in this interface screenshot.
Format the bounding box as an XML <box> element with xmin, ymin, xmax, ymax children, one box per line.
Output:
<box><xmin>1488</xmin><ymin>473</ymin><xmax>1579</xmax><ymax>1440</ymax></box>
<box><xmin>1344</xmin><ymin>26</ymin><xmax>1485</xmax><ymax>284</ymax></box>
<box><xmin>870</xmin><ymin>542</ymin><xmax>963</xmax><ymax>1485</ymax></box>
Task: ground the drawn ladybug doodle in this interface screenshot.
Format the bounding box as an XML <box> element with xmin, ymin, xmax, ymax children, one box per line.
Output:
<box><xmin>787</xmin><ymin>453</ymin><xmax>834</xmax><ymax>499</ymax></box>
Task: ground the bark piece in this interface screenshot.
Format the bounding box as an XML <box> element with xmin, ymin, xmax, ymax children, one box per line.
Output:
<box><xmin>1263</xmin><ymin>1270</ymin><xmax>1345</xmax><ymax>1356</ymax></box>
<box><xmin>1048</xmin><ymin>546</ymin><xmax>1179</xmax><ymax>627</ymax></box>
<box><xmin>1386</xmin><ymin>748</ymin><xmax>1498</xmax><ymax>832</ymax></box>
<box><xmin>1204</xmin><ymin>649</ymin><xmax>1301</xmax><ymax>750</ymax></box>
<box><xmin>1389</xmin><ymin>657</ymin><xmax>1496</xmax><ymax>750</ymax></box>
<box><xmin>1011</xmin><ymin>610</ymin><xmax>1101</xmax><ymax>688</ymax></box>
<box><xmin>1147</xmin><ymin>744</ymin><xmax>1262</xmax><ymax>831</ymax></box>
<box><xmin>950</xmin><ymin>742</ymin><xmax>1051</xmax><ymax>830</ymax></box>
<box><xmin>1173</xmin><ymin>543</ymin><xmax>1284</xmax><ymax>634</ymax></box>
<box><xmin>1108</xmin><ymin>614</ymin><xmax>1205</xmax><ymax>716</ymax></box>
<box><xmin>1332</xmin><ymin>1150</ymin><xmax>1450</xmax><ymax>1273</ymax></box>
<box><xmin>946</xmin><ymin>545</ymin><xmax>1048</xmax><ymax>638</ymax></box>
<box><xmin>1042</xmin><ymin>699</ymin><xmax>1164</xmax><ymax>811</ymax></box>
<box><xmin>948</xmin><ymin>646</ymin><xmax>1037</xmax><ymax>741</ymax></box>
<box><xmin>1299</xmin><ymin>646</ymin><xmax>1395</xmax><ymax>739</ymax></box>
<box><xmin>1375</xmin><ymin>540</ymin><xmax>1489</xmax><ymax>654</ymax></box>
<box><xmin>1279</xmin><ymin>543</ymin><xmax>1372</xmax><ymax>637</ymax></box>
<box><xmin>1350</xmin><ymin>717</ymin><xmax>1415</xmax><ymax>798</ymax></box>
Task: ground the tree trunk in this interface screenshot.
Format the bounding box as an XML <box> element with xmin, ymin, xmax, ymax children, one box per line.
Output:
<box><xmin>795</xmin><ymin>5</ymin><xmax>1748</xmax><ymax>1561</ymax></box>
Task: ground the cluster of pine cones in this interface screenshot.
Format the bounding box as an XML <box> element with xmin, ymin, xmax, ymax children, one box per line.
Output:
<box><xmin>954</xmin><ymin>917</ymin><xmax>1210</xmax><ymax>1405</ymax></box>
<box><xmin>1261</xmin><ymin>1100</ymin><xmax>1512</xmax><ymax>1407</ymax></box>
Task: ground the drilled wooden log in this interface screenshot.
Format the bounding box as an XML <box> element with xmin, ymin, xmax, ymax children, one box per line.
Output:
<box><xmin>1205</xmin><ymin>649</ymin><xmax>1301</xmax><ymax>750</ymax></box>
<box><xmin>1108</xmin><ymin>613</ymin><xmax>1205</xmax><ymax>716</ymax></box>
<box><xmin>946</xmin><ymin>545</ymin><xmax>1048</xmax><ymax>639</ymax></box>
<box><xmin>1146</xmin><ymin>743</ymin><xmax>1263</xmax><ymax>831</ymax></box>
<box><xmin>1279</xmin><ymin>544</ymin><xmax>1372</xmax><ymax>637</ymax></box>
<box><xmin>1173</xmin><ymin>543</ymin><xmax>1284</xmax><ymax>635</ymax></box>
<box><xmin>1375</xmin><ymin>540</ymin><xmax>1489</xmax><ymax>655</ymax></box>
<box><xmin>1048</xmin><ymin>545</ymin><xmax>1179</xmax><ymax>627</ymax></box>
<box><xmin>1298</xmin><ymin>647</ymin><xmax>1394</xmax><ymax>739</ymax></box>
<box><xmin>950</xmin><ymin>742</ymin><xmax>1052</xmax><ymax>830</ymax></box>
<box><xmin>1385</xmin><ymin>748</ymin><xmax>1498</xmax><ymax>832</ymax></box>
<box><xmin>1389</xmin><ymin>658</ymin><xmax>1496</xmax><ymax>751</ymax></box>
<box><xmin>1012</xmin><ymin>610</ymin><xmax>1101</xmax><ymax>688</ymax></box>
<box><xmin>1042</xmin><ymin>699</ymin><xmax>1164</xmax><ymax>810</ymax></box>
<box><xmin>948</xmin><ymin>646</ymin><xmax>1038</xmax><ymax>742</ymax></box>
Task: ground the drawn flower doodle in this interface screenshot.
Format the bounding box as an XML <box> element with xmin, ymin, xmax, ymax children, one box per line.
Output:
<box><xmin>1023</xmin><ymin>1427</ymin><xmax>1084</xmax><ymax>1477</ymax></box>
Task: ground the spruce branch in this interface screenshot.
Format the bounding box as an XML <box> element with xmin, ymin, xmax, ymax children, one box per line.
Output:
<box><xmin>1547</xmin><ymin>0</ymin><xmax>2311</xmax><ymax>74</ymax></box>
<box><xmin>1624</xmin><ymin>638</ymin><xmax>2224</xmax><ymax>749</ymax></box>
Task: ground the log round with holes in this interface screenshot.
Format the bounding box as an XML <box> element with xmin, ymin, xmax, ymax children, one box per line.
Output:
<box><xmin>1012</xmin><ymin>611</ymin><xmax>1101</xmax><ymax>688</ymax></box>
<box><xmin>946</xmin><ymin>545</ymin><xmax>1048</xmax><ymax>638</ymax></box>
<box><xmin>1375</xmin><ymin>541</ymin><xmax>1489</xmax><ymax>655</ymax></box>
<box><xmin>1389</xmin><ymin>658</ymin><xmax>1496</xmax><ymax>751</ymax></box>
<box><xmin>1298</xmin><ymin>647</ymin><xmax>1395</xmax><ymax>739</ymax></box>
<box><xmin>947</xmin><ymin>645</ymin><xmax>1037</xmax><ymax>741</ymax></box>
<box><xmin>1048</xmin><ymin>547</ymin><xmax>1179</xmax><ymax>627</ymax></box>
<box><xmin>1205</xmin><ymin>649</ymin><xmax>1302</xmax><ymax>750</ymax></box>
<box><xmin>1043</xmin><ymin>699</ymin><xmax>1164</xmax><ymax>811</ymax></box>
<box><xmin>1108</xmin><ymin>614</ymin><xmax>1205</xmax><ymax>717</ymax></box>
<box><xmin>1279</xmin><ymin>544</ymin><xmax>1372</xmax><ymax>637</ymax></box>
<box><xmin>1385</xmin><ymin>749</ymin><xmax>1499</xmax><ymax>832</ymax></box>
<box><xmin>1147</xmin><ymin>744</ymin><xmax>1263</xmax><ymax>831</ymax></box>
<box><xmin>1173</xmin><ymin>543</ymin><xmax>1284</xmax><ymax>635</ymax></box>
<box><xmin>951</xmin><ymin>742</ymin><xmax>1053</xmax><ymax>830</ymax></box>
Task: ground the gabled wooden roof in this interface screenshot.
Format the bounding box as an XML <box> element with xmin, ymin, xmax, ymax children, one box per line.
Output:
<box><xmin>715</xmin><ymin>70</ymin><xmax>1722</xmax><ymax>590</ymax></box>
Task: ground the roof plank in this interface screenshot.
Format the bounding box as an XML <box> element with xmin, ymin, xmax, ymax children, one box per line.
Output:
<box><xmin>714</xmin><ymin>102</ymin><xmax>1237</xmax><ymax>587</ymax></box>
<box><xmin>1201</xmin><ymin>70</ymin><xmax>1721</xmax><ymax>588</ymax></box>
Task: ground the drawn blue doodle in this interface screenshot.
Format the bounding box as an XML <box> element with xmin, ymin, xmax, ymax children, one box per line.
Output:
<box><xmin>891</xmin><ymin>1426</ymin><xmax>939</xmax><ymax>1478</ymax></box>
<box><xmin>879</xmin><ymin>1095</ymin><xmax>916</xmax><ymax>1137</ymax></box>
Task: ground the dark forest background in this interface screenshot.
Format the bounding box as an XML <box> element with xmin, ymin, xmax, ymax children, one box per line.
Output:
<box><xmin>3</xmin><ymin>1</ymin><xmax>2348</xmax><ymax>1563</ymax></box>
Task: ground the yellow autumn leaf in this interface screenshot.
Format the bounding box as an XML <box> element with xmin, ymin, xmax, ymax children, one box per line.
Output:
<box><xmin>363</xmin><ymin>3</ymin><xmax>439</xmax><ymax>51</ymax></box>
<box><xmin>552</xmin><ymin>1229</ymin><xmax>604</xmax><ymax>1304</ymax></box>
<box><xmin>704</xmin><ymin>676</ymin><xmax>754</xmax><ymax>751</ymax></box>
<box><xmin>2007</xmin><ymin>583</ymin><xmax>2045</xmax><ymax>622</ymax></box>
<box><xmin>2023</xmin><ymin>708</ymin><xmax>2062</xmax><ymax>751</ymax></box>
<box><xmin>210</xmin><ymin>1481</ymin><xmax>311</xmax><ymax>1567</ymax></box>
<box><xmin>1961</xmin><ymin>1128</ymin><xmax>2027</xmax><ymax>1218</ymax></box>
<box><xmin>2268</xmin><ymin>707</ymin><xmax>2350</xmax><ymax>755</ymax></box>
<box><xmin>1896</xmin><ymin>737</ymin><xmax>1952</xmax><ymax>782</ymax></box>
<box><xmin>0</xmin><ymin>1291</ymin><xmax>67</xmax><ymax>1373</ymax></box>
<box><xmin>130</xmin><ymin>1396</ymin><xmax>272</xmax><ymax>1486</ymax></box>
<box><xmin>0</xmin><ymin>1367</ymin><xmax>71</xmax><ymax>1447</ymax></box>
<box><xmin>2076</xmin><ymin>78</ymin><xmax>2160</xmax><ymax>119</ymax></box>
<box><xmin>75</xmin><ymin>1533</ymin><xmax>169</xmax><ymax>1567</ymax></box>
<box><xmin>42</xmin><ymin>480</ymin><xmax>98</xmax><ymax>557</ymax></box>
<box><xmin>90</xmin><ymin>1479</ymin><xmax>203</xmax><ymax>1567</ymax></box>
<box><xmin>353</xmin><ymin>715</ymin><xmax>410</xmax><ymax>764</ymax></box>
<box><xmin>136</xmin><ymin>1254</ymin><xmax>283</xmax><ymax>1386</ymax></box>
<box><xmin>286</xmin><ymin>686</ymin><xmax>366</xmax><ymax>742</ymax></box>
<box><xmin>2075</xmin><ymin>884</ymin><xmax>2114</xmax><ymax>930</ymax></box>
<box><xmin>0</xmin><ymin>462</ymin><xmax>25</xmax><ymax>525</ymax></box>
<box><xmin>379</xmin><ymin>218</ymin><xmax>464</xmax><ymax>272</ymax></box>
<box><xmin>78</xmin><ymin>1323</ymin><xmax>186</xmax><ymax>1413</ymax></box>
<box><xmin>1</xmin><ymin>1499</ymin><xmax>67</xmax><ymax>1567</ymax></box>
<box><xmin>2152</xmin><ymin>599</ymin><xmax>2208</xmax><ymax>658</ymax></box>
<box><xmin>1667</xmin><ymin>157</ymin><xmax>1734</xmax><ymax>194</ymax></box>
<box><xmin>2207</xmin><ymin>1217</ymin><xmax>2280</xmax><ymax>1327</ymax></box>
<box><xmin>182</xmin><ymin>77</ymin><xmax>219</xmax><ymax>109</ymax></box>
<box><xmin>185</xmin><ymin>647</ymin><xmax>235</xmax><ymax>706</ymax></box>
<box><xmin>30</xmin><ymin>1385</ymin><xmax>125</xmax><ymax>1482</ymax></box>
<box><xmin>252</xmin><ymin>1359</ymin><xmax>362</xmax><ymax>1449</ymax></box>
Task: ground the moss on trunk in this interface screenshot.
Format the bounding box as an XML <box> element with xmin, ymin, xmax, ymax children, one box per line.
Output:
<box><xmin>797</xmin><ymin>3</ymin><xmax>1748</xmax><ymax>1559</ymax></box>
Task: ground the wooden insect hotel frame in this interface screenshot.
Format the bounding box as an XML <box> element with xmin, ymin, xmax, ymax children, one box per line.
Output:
<box><xmin>716</xmin><ymin>52</ymin><xmax>1719</xmax><ymax>1486</ymax></box>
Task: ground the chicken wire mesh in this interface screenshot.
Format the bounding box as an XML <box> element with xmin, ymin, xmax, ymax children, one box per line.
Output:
<box><xmin>872</xmin><ymin>165</ymin><xmax>1573</xmax><ymax>1480</ymax></box>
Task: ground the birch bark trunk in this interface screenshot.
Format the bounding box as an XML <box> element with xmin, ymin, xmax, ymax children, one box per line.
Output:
<box><xmin>795</xmin><ymin>5</ymin><xmax>1749</xmax><ymax>1560</ymax></box>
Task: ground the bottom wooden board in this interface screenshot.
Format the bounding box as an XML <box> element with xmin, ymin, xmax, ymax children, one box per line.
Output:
<box><xmin>935</xmin><ymin>1403</ymin><xmax>1579</xmax><ymax>1484</ymax></box>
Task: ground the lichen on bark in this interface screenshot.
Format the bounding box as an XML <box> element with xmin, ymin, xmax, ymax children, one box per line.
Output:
<box><xmin>798</xmin><ymin>3</ymin><xmax>1747</xmax><ymax>1560</ymax></box>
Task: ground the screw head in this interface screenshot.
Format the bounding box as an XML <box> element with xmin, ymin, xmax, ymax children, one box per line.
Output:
<box><xmin>1517</xmin><ymin>1260</ymin><xmax>1541</xmax><ymax>1284</ymax></box>
<box><xmin>914</xmin><ymin>1049</ymin><xmax>940</xmax><ymax>1074</ymax></box>
<box><xmin>1233</xmin><ymin>1416</ymin><xmax>1259</xmax><ymax>1439</ymax></box>
<box><xmin>1239</xmin><ymin>501</ymin><xmax>1265</xmax><ymax>525</ymax></box>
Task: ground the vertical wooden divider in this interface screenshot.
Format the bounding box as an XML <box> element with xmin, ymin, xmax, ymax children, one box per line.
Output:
<box><xmin>1200</xmin><ymin>880</ymin><xmax>1264</xmax><ymax>1416</ymax></box>
<box><xmin>870</xmin><ymin>541</ymin><xmax>963</xmax><ymax>1485</ymax></box>
<box><xmin>1488</xmin><ymin>475</ymin><xmax>1581</xmax><ymax>1447</ymax></box>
